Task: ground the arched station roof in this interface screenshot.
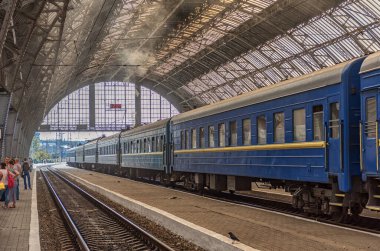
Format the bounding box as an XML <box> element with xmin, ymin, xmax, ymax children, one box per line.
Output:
<box><xmin>1</xmin><ymin>0</ymin><xmax>380</xmax><ymax>144</ymax></box>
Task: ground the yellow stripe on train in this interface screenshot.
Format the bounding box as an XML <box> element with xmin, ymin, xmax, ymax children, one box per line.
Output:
<box><xmin>123</xmin><ymin>152</ymin><xmax>163</xmax><ymax>156</ymax></box>
<box><xmin>174</xmin><ymin>141</ymin><xmax>326</xmax><ymax>154</ymax></box>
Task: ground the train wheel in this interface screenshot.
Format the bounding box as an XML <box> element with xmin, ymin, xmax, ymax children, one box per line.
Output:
<box><xmin>331</xmin><ymin>207</ymin><xmax>348</xmax><ymax>223</ymax></box>
<box><xmin>350</xmin><ymin>203</ymin><xmax>362</xmax><ymax>224</ymax></box>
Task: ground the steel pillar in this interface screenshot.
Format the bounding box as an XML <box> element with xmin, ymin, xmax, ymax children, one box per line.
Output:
<box><xmin>135</xmin><ymin>84</ymin><xmax>141</xmax><ymax>126</ymax></box>
<box><xmin>89</xmin><ymin>83</ymin><xmax>95</xmax><ymax>129</ymax></box>
<box><xmin>0</xmin><ymin>91</ymin><xmax>11</xmax><ymax>159</ymax></box>
<box><xmin>4</xmin><ymin>109</ymin><xmax>17</xmax><ymax>157</ymax></box>
<box><xmin>11</xmin><ymin>119</ymin><xmax>21</xmax><ymax>156</ymax></box>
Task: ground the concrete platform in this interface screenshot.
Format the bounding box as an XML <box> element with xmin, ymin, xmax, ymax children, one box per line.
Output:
<box><xmin>59</xmin><ymin>165</ymin><xmax>380</xmax><ymax>251</ymax></box>
<box><xmin>0</xmin><ymin>170</ymin><xmax>39</xmax><ymax>251</ymax></box>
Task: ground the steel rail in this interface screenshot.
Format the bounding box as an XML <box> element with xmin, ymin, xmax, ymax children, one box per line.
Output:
<box><xmin>47</xmin><ymin>167</ymin><xmax>174</xmax><ymax>251</ymax></box>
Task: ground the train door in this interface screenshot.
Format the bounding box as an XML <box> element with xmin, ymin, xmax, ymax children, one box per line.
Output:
<box><xmin>361</xmin><ymin>91</ymin><xmax>378</xmax><ymax>174</ymax></box>
<box><xmin>328</xmin><ymin>97</ymin><xmax>342</xmax><ymax>173</ymax></box>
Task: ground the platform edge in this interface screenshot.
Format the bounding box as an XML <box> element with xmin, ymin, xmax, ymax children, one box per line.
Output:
<box><xmin>62</xmin><ymin>170</ymin><xmax>258</xmax><ymax>251</ymax></box>
<box><xmin>29</xmin><ymin>170</ymin><xmax>41</xmax><ymax>251</ymax></box>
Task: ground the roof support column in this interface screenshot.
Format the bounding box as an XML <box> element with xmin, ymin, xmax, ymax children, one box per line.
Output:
<box><xmin>135</xmin><ymin>84</ymin><xmax>141</xmax><ymax>126</ymax></box>
<box><xmin>89</xmin><ymin>83</ymin><xmax>96</xmax><ymax>129</ymax></box>
<box><xmin>17</xmin><ymin>127</ymin><xmax>25</xmax><ymax>158</ymax></box>
<box><xmin>4</xmin><ymin>109</ymin><xmax>17</xmax><ymax>157</ymax></box>
<box><xmin>11</xmin><ymin>119</ymin><xmax>21</xmax><ymax>156</ymax></box>
<box><xmin>0</xmin><ymin>91</ymin><xmax>11</xmax><ymax>159</ymax></box>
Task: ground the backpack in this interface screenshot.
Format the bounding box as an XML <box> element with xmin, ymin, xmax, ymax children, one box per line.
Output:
<box><xmin>22</xmin><ymin>162</ymin><xmax>30</xmax><ymax>171</ymax></box>
<box><xmin>7</xmin><ymin>170</ymin><xmax>14</xmax><ymax>188</ymax></box>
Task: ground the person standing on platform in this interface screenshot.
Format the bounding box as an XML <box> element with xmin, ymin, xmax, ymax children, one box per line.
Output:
<box><xmin>6</xmin><ymin>160</ymin><xmax>18</xmax><ymax>208</ymax></box>
<box><xmin>13</xmin><ymin>158</ymin><xmax>22</xmax><ymax>200</ymax></box>
<box><xmin>0</xmin><ymin>163</ymin><xmax>8</xmax><ymax>206</ymax></box>
<box><xmin>22</xmin><ymin>158</ymin><xmax>31</xmax><ymax>190</ymax></box>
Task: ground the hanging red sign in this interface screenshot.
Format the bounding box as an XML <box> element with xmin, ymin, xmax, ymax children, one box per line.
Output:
<box><xmin>110</xmin><ymin>104</ymin><xmax>122</xmax><ymax>109</ymax></box>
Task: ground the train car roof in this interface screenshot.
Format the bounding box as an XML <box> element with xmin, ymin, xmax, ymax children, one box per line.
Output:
<box><xmin>171</xmin><ymin>58</ymin><xmax>357</xmax><ymax>124</ymax></box>
<box><xmin>360</xmin><ymin>51</ymin><xmax>380</xmax><ymax>74</ymax></box>
<box><xmin>69</xmin><ymin>145</ymin><xmax>84</xmax><ymax>151</ymax></box>
<box><xmin>120</xmin><ymin>118</ymin><xmax>169</xmax><ymax>138</ymax></box>
<box><xmin>99</xmin><ymin>133</ymin><xmax>120</xmax><ymax>143</ymax></box>
<box><xmin>84</xmin><ymin>141</ymin><xmax>97</xmax><ymax>148</ymax></box>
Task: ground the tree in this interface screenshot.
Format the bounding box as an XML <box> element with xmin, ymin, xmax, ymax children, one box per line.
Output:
<box><xmin>33</xmin><ymin>150</ymin><xmax>51</xmax><ymax>162</ymax></box>
<box><xmin>30</xmin><ymin>135</ymin><xmax>42</xmax><ymax>156</ymax></box>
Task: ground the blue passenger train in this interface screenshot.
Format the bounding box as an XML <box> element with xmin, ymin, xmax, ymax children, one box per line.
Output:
<box><xmin>67</xmin><ymin>51</ymin><xmax>380</xmax><ymax>217</ymax></box>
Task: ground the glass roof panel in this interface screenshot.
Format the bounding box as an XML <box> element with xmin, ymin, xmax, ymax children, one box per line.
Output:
<box><xmin>180</xmin><ymin>0</ymin><xmax>380</xmax><ymax>106</ymax></box>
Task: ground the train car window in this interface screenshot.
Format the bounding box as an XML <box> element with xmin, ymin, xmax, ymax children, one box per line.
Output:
<box><xmin>274</xmin><ymin>112</ymin><xmax>285</xmax><ymax>143</ymax></box>
<box><xmin>242</xmin><ymin>119</ymin><xmax>251</xmax><ymax>145</ymax></box>
<box><xmin>329</xmin><ymin>102</ymin><xmax>340</xmax><ymax>138</ymax></box>
<box><xmin>257</xmin><ymin>116</ymin><xmax>267</xmax><ymax>144</ymax></box>
<box><xmin>366</xmin><ymin>97</ymin><xmax>376</xmax><ymax>138</ymax></box>
<box><xmin>230</xmin><ymin>121</ymin><xmax>237</xmax><ymax>146</ymax></box>
<box><xmin>200</xmin><ymin>127</ymin><xmax>205</xmax><ymax>148</ymax></box>
<box><xmin>219</xmin><ymin>123</ymin><xmax>226</xmax><ymax>147</ymax></box>
<box><xmin>144</xmin><ymin>138</ymin><xmax>147</xmax><ymax>153</ymax></box>
<box><xmin>181</xmin><ymin>131</ymin><xmax>185</xmax><ymax>149</ymax></box>
<box><xmin>191</xmin><ymin>129</ymin><xmax>197</xmax><ymax>149</ymax></box>
<box><xmin>161</xmin><ymin>135</ymin><xmax>165</xmax><ymax>151</ymax></box>
<box><xmin>148</xmin><ymin>138</ymin><xmax>152</xmax><ymax>152</ymax></box>
<box><xmin>157</xmin><ymin>136</ymin><xmax>161</xmax><ymax>151</ymax></box>
<box><xmin>313</xmin><ymin>105</ymin><xmax>324</xmax><ymax>140</ymax></box>
<box><xmin>152</xmin><ymin>137</ymin><xmax>156</xmax><ymax>152</ymax></box>
<box><xmin>185</xmin><ymin>130</ymin><xmax>189</xmax><ymax>149</ymax></box>
<box><xmin>209</xmin><ymin>126</ymin><xmax>215</xmax><ymax>148</ymax></box>
<box><xmin>293</xmin><ymin>109</ymin><xmax>306</xmax><ymax>141</ymax></box>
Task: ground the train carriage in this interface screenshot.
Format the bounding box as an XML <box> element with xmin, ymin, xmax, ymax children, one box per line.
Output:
<box><xmin>84</xmin><ymin>139</ymin><xmax>99</xmax><ymax>169</ymax></box>
<box><xmin>66</xmin><ymin>147</ymin><xmax>76</xmax><ymax>165</ymax></box>
<box><xmin>98</xmin><ymin>134</ymin><xmax>120</xmax><ymax>174</ymax></box>
<box><xmin>75</xmin><ymin>145</ymin><xmax>84</xmax><ymax>167</ymax></box>
<box><xmin>171</xmin><ymin>57</ymin><xmax>365</xmax><ymax>215</ymax></box>
<box><xmin>120</xmin><ymin>119</ymin><xmax>171</xmax><ymax>178</ymax></box>
<box><xmin>359</xmin><ymin>51</ymin><xmax>380</xmax><ymax>211</ymax></box>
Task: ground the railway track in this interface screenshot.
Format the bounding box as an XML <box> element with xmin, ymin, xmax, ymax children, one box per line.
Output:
<box><xmin>41</xmin><ymin>168</ymin><xmax>174</xmax><ymax>251</ymax></box>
